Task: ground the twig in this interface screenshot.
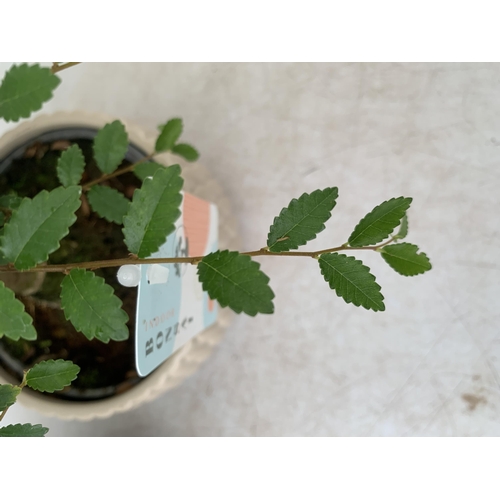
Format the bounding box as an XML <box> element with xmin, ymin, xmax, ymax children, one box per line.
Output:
<box><xmin>51</xmin><ymin>62</ymin><xmax>81</xmax><ymax>74</ymax></box>
<box><xmin>82</xmin><ymin>153</ymin><xmax>155</xmax><ymax>191</ymax></box>
<box><xmin>0</xmin><ymin>238</ymin><xmax>398</xmax><ymax>275</ymax></box>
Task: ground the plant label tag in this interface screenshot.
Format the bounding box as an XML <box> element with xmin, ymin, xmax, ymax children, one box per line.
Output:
<box><xmin>134</xmin><ymin>191</ymin><xmax>218</xmax><ymax>377</ymax></box>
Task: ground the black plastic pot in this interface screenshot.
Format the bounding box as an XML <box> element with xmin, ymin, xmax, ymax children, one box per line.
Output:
<box><xmin>0</xmin><ymin>126</ymin><xmax>147</xmax><ymax>401</ymax></box>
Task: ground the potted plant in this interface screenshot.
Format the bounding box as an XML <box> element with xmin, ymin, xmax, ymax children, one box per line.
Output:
<box><xmin>0</xmin><ymin>63</ymin><xmax>432</xmax><ymax>436</ymax></box>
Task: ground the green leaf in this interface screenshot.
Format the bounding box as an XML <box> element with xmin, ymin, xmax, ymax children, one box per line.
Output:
<box><xmin>0</xmin><ymin>384</ymin><xmax>21</xmax><ymax>411</ymax></box>
<box><xmin>26</xmin><ymin>359</ymin><xmax>80</xmax><ymax>393</ymax></box>
<box><xmin>0</xmin><ymin>423</ymin><xmax>48</xmax><ymax>437</ymax></box>
<box><xmin>155</xmin><ymin>118</ymin><xmax>183</xmax><ymax>152</ymax></box>
<box><xmin>197</xmin><ymin>250</ymin><xmax>275</xmax><ymax>316</ymax></box>
<box><xmin>0</xmin><ymin>212</ymin><xmax>5</xmax><ymax>227</ymax></box>
<box><xmin>60</xmin><ymin>269</ymin><xmax>129</xmax><ymax>343</ymax></box>
<box><xmin>348</xmin><ymin>197</ymin><xmax>412</xmax><ymax>247</ymax></box>
<box><xmin>318</xmin><ymin>253</ymin><xmax>385</xmax><ymax>312</ymax></box>
<box><xmin>123</xmin><ymin>165</ymin><xmax>183</xmax><ymax>258</ymax></box>
<box><xmin>171</xmin><ymin>143</ymin><xmax>199</xmax><ymax>162</ymax></box>
<box><xmin>267</xmin><ymin>188</ymin><xmax>339</xmax><ymax>252</ymax></box>
<box><xmin>56</xmin><ymin>144</ymin><xmax>85</xmax><ymax>187</ymax></box>
<box><xmin>93</xmin><ymin>120</ymin><xmax>129</xmax><ymax>174</ymax></box>
<box><xmin>0</xmin><ymin>281</ymin><xmax>37</xmax><ymax>340</ymax></box>
<box><xmin>87</xmin><ymin>185</ymin><xmax>130</xmax><ymax>224</ymax></box>
<box><xmin>380</xmin><ymin>243</ymin><xmax>432</xmax><ymax>276</ymax></box>
<box><xmin>0</xmin><ymin>193</ymin><xmax>22</xmax><ymax>210</ymax></box>
<box><xmin>0</xmin><ymin>186</ymin><xmax>81</xmax><ymax>270</ymax></box>
<box><xmin>0</xmin><ymin>64</ymin><xmax>60</xmax><ymax>122</ymax></box>
<box><xmin>395</xmin><ymin>214</ymin><xmax>408</xmax><ymax>240</ymax></box>
<box><xmin>134</xmin><ymin>162</ymin><xmax>164</xmax><ymax>181</ymax></box>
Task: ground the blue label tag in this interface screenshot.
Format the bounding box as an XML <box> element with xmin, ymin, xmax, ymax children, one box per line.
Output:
<box><xmin>134</xmin><ymin>193</ymin><xmax>218</xmax><ymax>377</ymax></box>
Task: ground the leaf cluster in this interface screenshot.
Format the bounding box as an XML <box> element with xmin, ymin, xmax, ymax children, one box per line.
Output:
<box><xmin>0</xmin><ymin>359</ymin><xmax>79</xmax><ymax>437</ymax></box>
<box><xmin>197</xmin><ymin>190</ymin><xmax>430</xmax><ymax>315</ymax></box>
<box><xmin>0</xmin><ymin>116</ymin><xmax>197</xmax><ymax>344</ymax></box>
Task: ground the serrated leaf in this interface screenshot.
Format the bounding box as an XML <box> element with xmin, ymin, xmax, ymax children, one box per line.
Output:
<box><xmin>395</xmin><ymin>214</ymin><xmax>408</xmax><ymax>240</ymax></box>
<box><xmin>172</xmin><ymin>143</ymin><xmax>199</xmax><ymax>162</ymax></box>
<box><xmin>319</xmin><ymin>253</ymin><xmax>385</xmax><ymax>312</ymax></box>
<box><xmin>0</xmin><ymin>64</ymin><xmax>60</xmax><ymax>122</ymax></box>
<box><xmin>134</xmin><ymin>161</ymin><xmax>164</xmax><ymax>181</ymax></box>
<box><xmin>123</xmin><ymin>165</ymin><xmax>183</xmax><ymax>258</ymax></box>
<box><xmin>267</xmin><ymin>188</ymin><xmax>339</xmax><ymax>252</ymax></box>
<box><xmin>155</xmin><ymin>118</ymin><xmax>183</xmax><ymax>152</ymax></box>
<box><xmin>0</xmin><ymin>186</ymin><xmax>81</xmax><ymax>270</ymax></box>
<box><xmin>0</xmin><ymin>384</ymin><xmax>21</xmax><ymax>411</ymax></box>
<box><xmin>56</xmin><ymin>144</ymin><xmax>85</xmax><ymax>187</ymax></box>
<box><xmin>0</xmin><ymin>193</ymin><xmax>22</xmax><ymax>210</ymax></box>
<box><xmin>26</xmin><ymin>359</ymin><xmax>80</xmax><ymax>393</ymax></box>
<box><xmin>348</xmin><ymin>197</ymin><xmax>412</xmax><ymax>247</ymax></box>
<box><xmin>380</xmin><ymin>243</ymin><xmax>431</xmax><ymax>276</ymax></box>
<box><xmin>87</xmin><ymin>185</ymin><xmax>130</xmax><ymax>224</ymax></box>
<box><xmin>197</xmin><ymin>250</ymin><xmax>275</xmax><ymax>316</ymax></box>
<box><xmin>0</xmin><ymin>281</ymin><xmax>37</xmax><ymax>340</ymax></box>
<box><xmin>93</xmin><ymin>120</ymin><xmax>129</xmax><ymax>174</ymax></box>
<box><xmin>60</xmin><ymin>269</ymin><xmax>129</xmax><ymax>343</ymax></box>
<box><xmin>0</xmin><ymin>423</ymin><xmax>48</xmax><ymax>437</ymax></box>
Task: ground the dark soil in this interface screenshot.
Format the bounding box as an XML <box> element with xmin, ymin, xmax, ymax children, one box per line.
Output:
<box><xmin>0</xmin><ymin>137</ymin><xmax>144</xmax><ymax>400</ymax></box>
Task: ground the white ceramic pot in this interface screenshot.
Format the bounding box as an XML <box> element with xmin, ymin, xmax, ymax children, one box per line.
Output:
<box><xmin>0</xmin><ymin>111</ymin><xmax>239</xmax><ymax>420</ymax></box>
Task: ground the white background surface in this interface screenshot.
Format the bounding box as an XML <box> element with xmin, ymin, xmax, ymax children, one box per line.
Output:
<box><xmin>1</xmin><ymin>62</ymin><xmax>499</xmax><ymax>436</ymax></box>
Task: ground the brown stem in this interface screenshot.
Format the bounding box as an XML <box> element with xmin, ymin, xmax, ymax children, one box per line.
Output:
<box><xmin>0</xmin><ymin>206</ymin><xmax>12</xmax><ymax>225</ymax></box>
<box><xmin>51</xmin><ymin>62</ymin><xmax>81</xmax><ymax>74</ymax></box>
<box><xmin>0</xmin><ymin>238</ymin><xmax>397</xmax><ymax>275</ymax></box>
<box><xmin>353</xmin><ymin>234</ymin><xmax>399</xmax><ymax>250</ymax></box>
<box><xmin>82</xmin><ymin>153</ymin><xmax>155</xmax><ymax>191</ymax></box>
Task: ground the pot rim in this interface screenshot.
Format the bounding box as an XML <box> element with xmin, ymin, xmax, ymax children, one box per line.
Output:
<box><xmin>0</xmin><ymin>111</ymin><xmax>239</xmax><ymax>421</ymax></box>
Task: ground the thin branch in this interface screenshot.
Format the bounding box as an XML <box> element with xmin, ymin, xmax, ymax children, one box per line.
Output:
<box><xmin>19</xmin><ymin>371</ymin><xmax>28</xmax><ymax>390</ymax></box>
<box><xmin>0</xmin><ymin>238</ymin><xmax>398</xmax><ymax>275</ymax></box>
<box><xmin>361</xmin><ymin>234</ymin><xmax>399</xmax><ymax>250</ymax></box>
<box><xmin>51</xmin><ymin>62</ymin><xmax>81</xmax><ymax>74</ymax></box>
<box><xmin>82</xmin><ymin>153</ymin><xmax>155</xmax><ymax>191</ymax></box>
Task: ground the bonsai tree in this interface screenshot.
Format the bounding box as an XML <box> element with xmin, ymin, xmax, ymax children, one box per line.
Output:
<box><xmin>0</xmin><ymin>63</ymin><xmax>431</xmax><ymax>436</ymax></box>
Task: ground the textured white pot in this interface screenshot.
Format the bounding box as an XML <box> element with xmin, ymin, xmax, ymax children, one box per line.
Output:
<box><xmin>0</xmin><ymin>111</ymin><xmax>239</xmax><ymax>420</ymax></box>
